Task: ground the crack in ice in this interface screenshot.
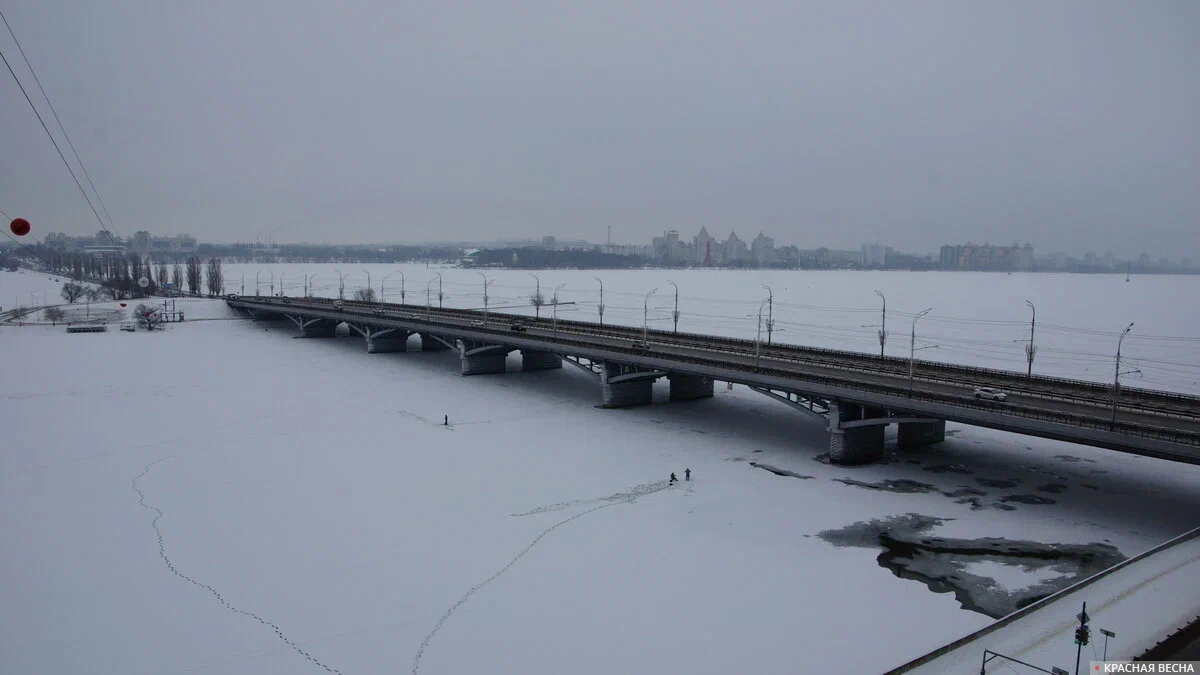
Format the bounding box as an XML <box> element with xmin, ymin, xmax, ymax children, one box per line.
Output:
<box><xmin>132</xmin><ymin>456</ymin><xmax>343</xmax><ymax>674</ymax></box>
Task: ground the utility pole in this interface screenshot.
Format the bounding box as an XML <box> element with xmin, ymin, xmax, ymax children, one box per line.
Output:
<box><xmin>1111</xmin><ymin>322</ymin><xmax>1135</xmax><ymax>429</ymax></box>
<box><xmin>362</xmin><ymin>269</ymin><xmax>371</xmax><ymax>301</ymax></box>
<box><xmin>436</xmin><ymin>272</ymin><xmax>443</xmax><ymax>308</ymax></box>
<box><xmin>398</xmin><ymin>270</ymin><xmax>405</xmax><ymax>305</ymax></box>
<box><xmin>909</xmin><ymin>308</ymin><xmax>933</xmax><ymax>397</ymax></box>
<box><xmin>761</xmin><ymin>284</ymin><xmax>773</xmax><ymax>344</ymax></box>
<box><xmin>279</xmin><ymin>271</ymin><xmax>285</xmax><ymax>297</ymax></box>
<box><xmin>668</xmin><ymin>280</ymin><xmax>679</xmax><ymax>334</ymax></box>
<box><xmin>875</xmin><ymin>290</ymin><xmax>886</xmax><ymax>359</ymax></box>
<box><xmin>309</xmin><ymin>273</ymin><xmax>318</xmax><ymax>298</ymax></box>
<box><xmin>241</xmin><ymin>273</ymin><xmax>245</xmax><ymax>296</ymax></box>
<box><xmin>335</xmin><ymin>269</ymin><xmax>344</xmax><ymax>300</ymax></box>
<box><xmin>593</xmin><ymin>276</ymin><xmax>604</xmax><ymax>325</ymax></box>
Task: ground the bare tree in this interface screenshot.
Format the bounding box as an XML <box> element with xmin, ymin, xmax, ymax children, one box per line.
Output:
<box><xmin>353</xmin><ymin>287</ymin><xmax>376</xmax><ymax>302</ymax></box>
<box><xmin>157</xmin><ymin>262</ymin><xmax>169</xmax><ymax>287</ymax></box>
<box><xmin>186</xmin><ymin>257</ymin><xmax>202</xmax><ymax>295</ymax></box>
<box><xmin>44</xmin><ymin>307</ymin><xmax>66</xmax><ymax>325</ymax></box>
<box><xmin>172</xmin><ymin>264</ymin><xmax>183</xmax><ymax>291</ymax></box>
<box><xmin>134</xmin><ymin>303</ymin><xmax>162</xmax><ymax>330</ymax></box>
<box><xmin>61</xmin><ymin>282</ymin><xmax>87</xmax><ymax>303</ymax></box>
<box><xmin>205</xmin><ymin>257</ymin><xmax>224</xmax><ymax>296</ymax></box>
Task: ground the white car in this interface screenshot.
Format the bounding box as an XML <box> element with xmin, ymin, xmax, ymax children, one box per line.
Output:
<box><xmin>973</xmin><ymin>387</ymin><xmax>1007</xmax><ymax>402</ymax></box>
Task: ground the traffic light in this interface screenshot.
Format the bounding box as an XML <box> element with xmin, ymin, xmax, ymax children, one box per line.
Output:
<box><xmin>1075</xmin><ymin>626</ymin><xmax>1090</xmax><ymax>646</ymax></box>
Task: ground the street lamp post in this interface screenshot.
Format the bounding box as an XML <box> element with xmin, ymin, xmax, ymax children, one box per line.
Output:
<box><xmin>240</xmin><ymin>273</ymin><xmax>245</xmax><ymax>296</ymax></box>
<box><xmin>643</xmin><ymin>288</ymin><xmax>657</xmax><ymax>345</ymax></box>
<box><xmin>909</xmin><ymin>308</ymin><xmax>933</xmax><ymax>397</ymax></box>
<box><xmin>398</xmin><ymin>270</ymin><xmax>405</xmax><ymax>305</ymax></box>
<box><xmin>435</xmin><ymin>272</ymin><xmax>443</xmax><ymax>308</ymax></box>
<box><xmin>552</xmin><ymin>282</ymin><xmax>566</xmax><ymax>336</ymax></box>
<box><xmin>425</xmin><ymin>278</ymin><xmax>434</xmax><ymax>321</ymax></box>
<box><xmin>756</xmin><ymin>296</ymin><xmax>771</xmax><ymax>370</ymax></box>
<box><xmin>668</xmin><ymin>280</ymin><xmax>680</xmax><ymax>334</ymax></box>
<box><xmin>592</xmin><ymin>276</ymin><xmax>604</xmax><ymax>325</ymax></box>
<box><xmin>335</xmin><ymin>269</ymin><xmax>344</xmax><ymax>300</ymax></box>
<box><xmin>875</xmin><ymin>290</ymin><xmax>887</xmax><ymax>359</ymax></box>
<box><xmin>309</xmin><ymin>273</ymin><xmax>319</xmax><ymax>298</ymax></box>
<box><xmin>1111</xmin><ymin>322</ymin><xmax>1135</xmax><ymax>428</ymax></box>
<box><xmin>279</xmin><ymin>271</ymin><xmax>285</xmax><ymax>297</ymax></box>
<box><xmin>382</xmin><ymin>273</ymin><xmax>392</xmax><ymax>303</ymax></box>
<box><xmin>529</xmin><ymin>273</ymin><xmax>542</xmax><ymax>318</ymax></box>
<box><xmin>761</xmin><ymin>284</ymin><xmax>773</xmax><ymax>344</ymax></box>
<box><xmin>1025</xmin><ymin>300</ymin><xmax>1037</xmax><ymax>376</ymax></box>
<box><xmin>362</xmin><ymin>269</ymin><xmax>372</xmax><ymax>302</ymax></box>
<box><xmin>477</xmin><ymin>272</ymin><xmax>492</xmax><ymax>326</ymax></box>
<box><xmin>256</xmin><ymin>270</ymin><xmax>268</xmax><ymax>296</ymax></box>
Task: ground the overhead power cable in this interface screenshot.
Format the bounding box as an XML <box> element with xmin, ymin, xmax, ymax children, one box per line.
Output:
<box><xmin>1</xmin><ymin>45</ymin><xmax>118</xmax><ymax>246</ymax></box>
<box><xmin>1</xmin><ymin>9</ymin><xmax>117</xmax><ymax>233</ymax></box>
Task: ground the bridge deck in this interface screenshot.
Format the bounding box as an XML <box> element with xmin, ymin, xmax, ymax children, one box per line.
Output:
<box><xmin>886</xmin><ymin>527</ymin><xmax>1200</xmax><ymax>673</ymax></box>
<box><xmin>226</xmin><ymin>296</ymin><xmax>1200</xmax><ymax>463</ymax></box>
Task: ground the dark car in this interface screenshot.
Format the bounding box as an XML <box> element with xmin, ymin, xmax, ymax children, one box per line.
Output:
<box><xmin>510</xmin><ymin>323</ymin><xmax>527</xmax><ymax>332</ymax></box>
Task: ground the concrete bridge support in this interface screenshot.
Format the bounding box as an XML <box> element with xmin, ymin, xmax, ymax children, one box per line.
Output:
<box><xmin>295</xmin><ymin>317</ymin><xmax>337</xmax><ymax>338</ymax></box>
<box><xmin>249</xmin><ymin>310</ymin><xmax>287</xmax><ymax>322</ymax></box>
<box><xmin>521</xmin><ymin>350</ymin><xmax>562</xmax><ymax>371</ymax></box>
<box><xmin>668</xmin><ymin>373</ymin><xmax>714</xmax><ymax>401</ymax></box>
<box><xmin>600</xmin><ymin>364</ymin><xmax>665</xmax><ymax>408</ymax></box>
<box><xmin>459</xmin><ymin>341</ymin><xmax>510</xmax><ymax>376</ymax></box>
<box><xmin>419</xmin><ymin>333</ymin><xmax>451</xmax><ymax>351</ymax></box>
<box><xmin>828</xmin><ymin>402</ymin><xmax>887</xmax><ymax>465</ymax></box>
<box><xmin>897</xmin><ymin>419</ymin><xmax>946</xmax><ymax>448</ymax></box>
<box><xmin>362</xmin><ymin>327</ymin><xmax>410</xmax><ymax>353</ymax></box>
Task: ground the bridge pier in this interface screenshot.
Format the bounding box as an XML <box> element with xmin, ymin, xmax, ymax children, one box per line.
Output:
<box><xmin>521</xmin><ymin>349</ymin><xmax>562</xmax><ymax>371</ymax></box>
<box><xmin>293</xmin><ymin>317</ymin><xmax>337</xmax><ymax>338</ymax></box>
<box><xmin>248</xmin><ymin>310</ymin><xmax>287</xmax><ymax>322</ymax></box>
<box><xmin>357</xmin><ymin>326</ymin><xmax>410</xmax><ymax>353</ymax></box>
<box><xmin>897</xmin><ymin>419</ymin><xmax>946</xmax><ymax>448</ymax></box>
<box><xmin>668</xmin><ymin>373</ymin><xmax>714</xmax><ymax>401</ymax></box>
<box><xmin>419</xmin><ymin>333</ymin><xmax>451</xmax><ymax>351</ymax></box>
<box><xmin>459</xmin><ymin>341</ymin><xmax>510</xmax><ymax>376</ymax></box>
<box><xmin>600</xmin><ymin>363</ymin><xmax>665</xmax><ymax>408</ymax></box>
<box><xmin>828</xmin><ymin>402</ymin><xmax>887</xmax><ymax>465</ymax></box>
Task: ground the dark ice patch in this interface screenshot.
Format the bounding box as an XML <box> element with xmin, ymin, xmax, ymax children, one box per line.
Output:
<box><xmin>1000</xmin><ymin>494</ymin><xmax>1057</xmax><ymax>505</ymax></box>
<box><xmin>816</xmin><ymin>513</ymin><xmax>1125</xmax><ymax>618</ymax></box>
<box><xmin>976</xmin><ymin>477</ymin><xmax>1020</xmax><ymax>488</ymax></box>
<box><xmin>834</xmin><ymin>478</ymin><xmax>939</xmax><ymax>494</ymax></box>
<box><xmin>749</xmin><ymin>462</ymin><xmax>814</xmax><ymax>480</ymax></box>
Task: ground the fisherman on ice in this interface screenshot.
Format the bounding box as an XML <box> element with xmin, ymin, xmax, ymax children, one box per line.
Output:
<box><xmin>669</xmin><ymin>472</ymin><xmax>677</xmax><ymax>484</ymax></box>
<box><xmin>685</xmin><ymin>468</ymin><xmax>691</xmax><ymax>481</ymax></box>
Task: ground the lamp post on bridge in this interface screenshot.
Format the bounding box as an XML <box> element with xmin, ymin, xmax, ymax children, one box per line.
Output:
<box><xmin>382</xmin><ymin>273</ymin><xmax>392</xmax><ymax>303</ymax></box>
<box><xmin>643</xmin><ymin>288</ymin><xmax>657</xmax><ymax>346</ymax></box>
<box><xmin>909</xmin><ymin>308</ymin><xmax>934</xmax><ymax>398</ymax></box>
<box><xmin>1111</xmin><ymin>322</ymin><xmax>1137</xmax><ymax>429</ymax></box>
<box><xmin>875</xmin><ymin>290</ymin><xmax>887</xmax><ymax>359</ymax></box>
<box><xmin>477</xmin><ymin>271</ymin><xmax>493</xmax><ymax>326</ymax></box>
<box><xmin>1024</xmin><ymin>300</ymin><xmax>1037</xmax><ymax>376</ymax></box>
<box><xmin>362</xmin><ymin>269</ymin><xmax>372</xmax><ymax>302</ymax></box>
<box><xmin>398</xmin><ymin>270</ymin><xmax>405</xmax><ymax>305</ymax></box>
<box><xmin>552</xmin><ymin>282</ymin><xmax>566</xmax><ymax>337</ymax></box>
<box><xmin>592</xmin><ymin>276</ymin><xmax>604</xmax><ymax>326</ymax></box>
<box><xmin>279</xmin><ymin>271</ymin><xmax>285</xmax><ymax>297</ymax></box>
<box><xmin>755</xmin><ymin>296</ymin><xmax>771</xmax><ymax>371</ymax></box>
<box><xmin>529</xmin><ymin>273</ymin><xmax>542</xmax><ymax>318</ymax></box>
<box><xmin>334</xmin><ymin>269</ymin><xmax>344</xmax><ymax>300</ymax></box>
<box><xmin>761</xmin><ymin>284</ymin><xmax>773</xmax><ymax>344</ymax></box>
<box><xmin>667</xmin><ymin>280</ymin><xmax>680</xmax><ymax>334</ymax></box>
<box><xmin>425</xmin><ymin>278</ymin><xmax>435</xmax><ymax>322</ymax></box>
<box><xmin>308</xmin><ymin>273</ymin><xmax>318</xmax><ymax>298</ymax></box>
<box><xmin>256</xmin><ymin>270</ymin><xmax>270</xmax><ymax>297</ymax></box>
<box><xmin>435</xmin><ymin>272</ymin><xmax>443</xmax><ymax>308</ymax></box>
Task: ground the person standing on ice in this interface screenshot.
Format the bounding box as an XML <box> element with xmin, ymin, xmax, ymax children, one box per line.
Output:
<box><xmin>669</xmin><ymin>472</ymin><xmax>677</xmax><ymax>484</ymax></box>
<box><xmin>444</xmin><ymin>415</ymin><xmax>448</xmax><ymax>426</ymax></box>
<box><xmin>685</xmin><ymin>468</ymin><xmax>691</xmax><ymax>481</ymax></box>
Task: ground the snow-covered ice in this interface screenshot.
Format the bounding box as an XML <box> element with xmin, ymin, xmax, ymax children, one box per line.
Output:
<box><xmin>3</xmin><ymin>267</ymin><xmax>1199</xmax><ymax>674</ymax></box>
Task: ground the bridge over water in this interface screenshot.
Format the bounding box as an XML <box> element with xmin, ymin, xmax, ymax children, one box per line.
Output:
<box><xmin>226</xmin><ymin>296</ymin><xmax>1200</xmax><ymax>466</ymax></box>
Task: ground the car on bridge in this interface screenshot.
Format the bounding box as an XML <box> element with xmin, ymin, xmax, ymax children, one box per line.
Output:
<box><xmin>471</xmin><ymin>320</ymin><xmax>485</xmax><ymax>327</ymax></box>
<box><xmin>332</xmin><ymin>301</ymin><xmax>343</xmax><ymax>311</ymax></box>
<box><xmin>510</xmin><ymin>323</ymin><xmax>527</xmax><ymax>332</ymax></box>
<box><xmin>973</xmin><ymin>387</ymin><xmax>1008</xmax><ymax>402</ymax></box>
<box><xmin>373</xmin><ymin>307</ymin><xmax>384</xmax><ymax>315</ymax></box>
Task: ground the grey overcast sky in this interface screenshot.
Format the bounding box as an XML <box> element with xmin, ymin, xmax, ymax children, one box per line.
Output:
<box><xmin>1</xmin><ymin>1</ymin><xmax>1197</xmax><ymax>257</ymax></box>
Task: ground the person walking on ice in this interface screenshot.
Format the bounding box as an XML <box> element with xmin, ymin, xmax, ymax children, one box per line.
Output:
<box><xmin>685</xmin><ymin>468</ymin><xmax>691</xmax><ymax>481</ymax></box>
<box><xmin>669</xmin><ymin>472</ymin><xmax>677</xmax><ymax>485</ymax></box>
